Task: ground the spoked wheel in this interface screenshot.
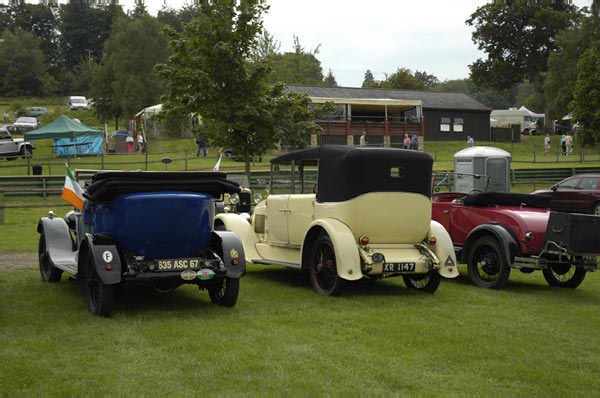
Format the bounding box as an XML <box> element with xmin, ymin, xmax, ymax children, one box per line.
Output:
<box><xmin>403</xmin><ymin>271</ymin><xmax>441</xmax><ymax>293</ymax></box>
<box><xmin>467</xmin><ymin>236</ymin><xmax>510</xmax><ymax>289</ymax></box>
<box><xmin>309</xmin><ymin>234</ymin><xmax>344</xmax><ymax>296</ymax></box>
<box><xmin>85</xmin><ymin>251</ymin><xmax>113</xmax><ymax>317</ymax></box>
<box><xmin>542</xmin><ymin>264</ymin><xmax>586</xmax><ymax>289</ymax></box>
<box><xmin>38</xmin><ymin>233</ymin><xmax>62</xmax><ymax>282</ymax></box>
<box><xmin>208</xmin><ymin>277</ymin><xmax>240</xmax><ymax>307</ymax></box>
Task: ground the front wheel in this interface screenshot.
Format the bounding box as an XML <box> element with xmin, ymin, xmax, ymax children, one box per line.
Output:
<box><xmin>467</xmin><ymin>236</ymin><xmax>511</xmax><ymax>289</ymax></box>
<box><xmin>542</xmin><ymin>265</ymin><xmax>586</xmax><ymax>289</ymax></box>
<box><xmin>208</xmin><ymin>277</ymin><xmax>240</xmax><ymax>307</ymax></box>
<box><xmin>403</xmin><ymin>271</ymin><xmax>440</xmax><ymax>293</ymax></box>
<box><xmin>308</xmin><ymin>234</ymin><xmax>344</xmax><ymax>296</ymax></box>
<box><xmin>85</xmin><ymin>251</ymin><xmax>113</xmax><ymax>317</ymax></box>
<box><xmin>593</xmin><ymin>202</ymin><xmax>600</xmax><ymax>216</ymax></box>
<box><xmin>38</xmin><ymin>234</ymin><xmax>62</xmax><ymax>282</ymax></box>
<box><xmin>20</xmin><ymin>146</ymin><xmax>32</xmax><ymax>159</ymax></box>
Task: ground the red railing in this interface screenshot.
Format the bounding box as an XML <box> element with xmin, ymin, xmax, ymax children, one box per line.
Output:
<box><xmin>316</xmin><ymin>118</ymin><xmax>424</xmax><ymax>137</ymax></box>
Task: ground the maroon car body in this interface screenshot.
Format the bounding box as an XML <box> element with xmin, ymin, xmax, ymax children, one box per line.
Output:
<box><xmin>432</xmin><ymin>191</ymin><xmax>598</xmax><ymax>289</ymax></box>
<box><xmin>531</xmin><ymin>174</ymin><xmax>600</xmax><ymax>215</ymax></box>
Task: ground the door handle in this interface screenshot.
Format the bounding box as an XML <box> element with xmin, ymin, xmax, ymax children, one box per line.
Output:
<box><xmin>443</xmin><ymin>210</ymin><xmax>449</xmax><ymax>214</ymax></box>
<box><xmin>278</xmin><ymin>209</ymin><xmax>291</xmax><ymax>212</ymax></box>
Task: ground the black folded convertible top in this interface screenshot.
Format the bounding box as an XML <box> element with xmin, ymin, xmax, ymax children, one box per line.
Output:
<box><xmin>85</xmin><ymin>171</ymin><xmax>241</xmax><ymax>202</ymax></box>
<box><xmin>463</xmin><ymin>192</ymin><xmax>552</xmax><ymax>208</ymax></box>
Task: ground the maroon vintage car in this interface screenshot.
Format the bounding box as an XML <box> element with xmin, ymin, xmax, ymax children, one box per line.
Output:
<box><xmin>432</xmin><ymin>191</ymin><xmax>598</xmax><ymax>289</ymax></box>
<box><xmin>531</xmin><ymin>174</ymin><xmax>600</xmax><ymax>215</ymax></box>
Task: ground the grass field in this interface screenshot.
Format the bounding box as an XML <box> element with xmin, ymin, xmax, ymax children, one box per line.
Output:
<box><xmin>1</xmin><ymin>265</ymin><xmax>599</xmax><ymax>395</ymax></box>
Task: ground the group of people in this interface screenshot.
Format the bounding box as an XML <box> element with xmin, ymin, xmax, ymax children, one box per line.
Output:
<box><xmin>559</xmin><ymin>133</ymin><xmax>574</xmax><ymax>156</ymax></box>
<box><xmin>125</xmin><ymin>130</ymin><xmax>145</xmax><ymax>154</ymax></box>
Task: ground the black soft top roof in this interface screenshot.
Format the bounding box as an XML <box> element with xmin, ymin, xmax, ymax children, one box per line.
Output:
<box><xmin>271</xmin><ymin>145</ymin><xmax>433</xmax><ymax>202</ymax></box>
<box><xmin>85</xmin><ymin>171</ymin><xmax>240</xmax><ymax>202</ymax></box>
<box><xmin>463</xmin><ymin>192</ymin><xmax>552</xmax><ymax>208</ymax></box>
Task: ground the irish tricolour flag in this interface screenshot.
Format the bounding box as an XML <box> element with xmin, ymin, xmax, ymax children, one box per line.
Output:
<box><xmin>61</xmin><ymin>164</ymin><xmax>84</xmax><ymax>211</ymax></box>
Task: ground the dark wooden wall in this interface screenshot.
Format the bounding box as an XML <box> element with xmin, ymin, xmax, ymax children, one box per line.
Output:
<box><xmin>423</xmin><ymin>109</ymin><xmax>491</xmax><ymax>142</ymax></box>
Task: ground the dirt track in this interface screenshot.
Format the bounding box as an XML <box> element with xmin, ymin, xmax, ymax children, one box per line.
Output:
<box><xmin>0</xmin><ymin>253</ymin><xmax>38</xmax><ymax>270</ymax></box>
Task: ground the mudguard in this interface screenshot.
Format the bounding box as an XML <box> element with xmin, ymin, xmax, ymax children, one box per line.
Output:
<box><xmin>302</xmin><ymin>218</ymin><xmax>362</xmax><ymax>281</ymax></box>
<box><xmin>81</xmin><ymin>233</ymin><xmax>122</xmax><ymax>285</ymax></box>
<box><xmin>463</xmin><ymin>224</ymin><xmax>521</xmax><ymax>267</ymax></box>
<box><xmin>37</xmin><ymin>217</ymin><xmax>77</xmax><ymax>271</ymax></box>
<box><xmin>214</xmin><ymin>213</ymin><xmax>260</xmax><ymax>261</ymax></box>
<box><xmin>212</xmin><ymin>231</ymin><xmax>246</xmax><ymax>279</ymax></box>
<box><xmin>428</xmin><ymin>220</ymin><xmax>459</xmax><ymax>278</ymax></box>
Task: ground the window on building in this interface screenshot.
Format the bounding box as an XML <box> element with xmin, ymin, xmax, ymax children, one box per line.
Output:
<box><xmin>440</xmin><ymin>117</ymin><xmax>451</xmax><ymax>132</ymax></box>
<box><xmin>453</xmin><ymin>118</ymin><xmax>464</xmax><ymax>133</ymax></box>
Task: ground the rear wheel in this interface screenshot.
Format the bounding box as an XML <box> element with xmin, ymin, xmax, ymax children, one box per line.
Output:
<box><xmin>208</xmin><ymin>277</ymin><xmax>240</xmax><ymax>307</ymax></box>
<box><xmin>593</xmin><ymin>202</ymin><xmax>600</xmax><ymax>215</ymax></box>
<box><xmin>38</xmin><ymin>234</ymin><xmax>62</xmax><ymax>282</ymax></box>
<box><xmin>308</xmin><ymin>234</ymin><xmax>344</xmax><ymax>296</ymax></box>
<box><xmin>85</xmin><ymin>251</ymin><xmax>113</xmax><ymax>317</ymax></box>
<box><xmin>403</xmin><ymin>271</ymin><xmax>440</xmax><ymax>293</ymax></box>
<box><xmin>542</xmin><ymin>264</ymin><xmax>586</xmax><ymax>289</ymax></box>
<box><xmin>467</xmin><ymin>236</ymin><xmax>510</xmax><ymax>289</ymax></box>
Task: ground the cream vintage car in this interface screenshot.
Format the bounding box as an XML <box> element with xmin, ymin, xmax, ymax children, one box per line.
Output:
<box><xmin>215</xmin><ymin>145</ymin><xmax>458</xmax><ymax>295</ymax></box>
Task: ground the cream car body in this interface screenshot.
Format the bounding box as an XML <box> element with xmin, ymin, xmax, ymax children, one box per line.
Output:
<box><xmin>216</xmin><ymin>145</ymin><xmax>458</xmax><ymax>295</ymax></box>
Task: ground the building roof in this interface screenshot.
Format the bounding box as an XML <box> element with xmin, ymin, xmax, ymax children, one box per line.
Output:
<box><xmin>286</xmin><ymin>85</ymin><xmax>491</xmax><ymax>112</ymax></box>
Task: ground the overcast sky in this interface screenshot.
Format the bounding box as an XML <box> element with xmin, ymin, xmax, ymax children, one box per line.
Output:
<box><xmin>125</xmin><ymin>0</ymin><xmax>593</xmax><ymax>87</ymax></box>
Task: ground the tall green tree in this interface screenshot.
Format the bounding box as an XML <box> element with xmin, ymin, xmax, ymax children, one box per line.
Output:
<box><xmin>362</xmin><ymin>69</ymin><xmax>376</xmax><ymax>88</ymax></box>
<box><xmin>156</xmin><ymin>2</ymin><xmax>330</xmax><ymax>178</ymax></box>
<box><xmin>378</xmin><ymin>68</ymin><xmax>424</xmax><ymax>90</ymax></box>
<box><xmin>0</xmin><ymin>29</ymin><xmax>46</xmax><ymax>97</ymax></box>
<box><xmin>323</xmin><ymin>69</ymin><xmax>338</xmax><ymax>87</ymax></box>
<box><xmin>544</xmin><ymin>1</ymin><xmax>600</xmax><ymax>121</ymax></box>
<box><xmin>466</xmin><ymin>1</ymin><xmax>578</xmax><ymax>97</ymax></box>
<box><xmin>268</xmin><ymin>36</ymin><xmax>325</xmax><ymax>86</ymax></box>
<box><xmin>157</xmin><ymin>3</ymin><xmax>202</xmax><ymax>32</ymax></box>
<box><xmin>130</xmin><ymin>1</ymin><xmax>147</xmax><ymax>19</ymax></box>
<box><xmin>414</xmin><ymin>70</ymin><xmax>439</xmax><ymax>89</ymax></box>
<box><xmin>569</xmin><ymin>47</ymin><xmax>600</xmax><ymax>146</ymax></box>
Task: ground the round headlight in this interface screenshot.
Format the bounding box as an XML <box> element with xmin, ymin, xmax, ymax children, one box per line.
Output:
<box><xmin>372</xmin><ymin>252</ymin><xmax>385</xmax><ymax>263</ymax></box>
<box><xmin>253</xmin><ymin>193</ymin><xmax>263</xmax><ymax>204</ymax></box>
<box><xmin>359</xmin><ymin>235</ymin><xmax>369</xmax><ymax>246</ymax></box>
<box><xmin>229</xmin><ymin>193</ymin><xmax>240</xmax><ymax>205</ymax></box>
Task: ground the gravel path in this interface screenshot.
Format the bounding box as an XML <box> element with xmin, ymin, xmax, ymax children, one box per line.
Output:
<box><xmin>0</xmin><ymin>253</ymin><xmax>38</xmax><ymax>270</ymax></box>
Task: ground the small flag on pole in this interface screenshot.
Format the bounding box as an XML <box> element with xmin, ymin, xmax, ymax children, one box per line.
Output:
<box><xmin>213</xmin><ymin>153</ymin><xmax>223</xmax><ymax>171</ymax></box>
<box><xmin>61</xmin><ymin>164</ymin><xmax>84</xmax><ymax>211</ymax></box>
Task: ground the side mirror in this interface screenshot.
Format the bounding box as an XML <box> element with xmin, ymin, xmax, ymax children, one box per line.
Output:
<box><xmin>551</xmin><ymin>186</ymin><xmax>557</xmax><ymax>191</ymax></box>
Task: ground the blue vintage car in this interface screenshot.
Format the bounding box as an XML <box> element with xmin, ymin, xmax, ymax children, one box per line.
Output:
<box><xmin>37</xmin><ymin>171</ymin><xmax>246</xmax><ymax>316</ymax></box>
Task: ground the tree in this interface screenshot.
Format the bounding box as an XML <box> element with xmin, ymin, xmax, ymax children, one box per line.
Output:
<box><xmin>130</xmin><ymin>1</ymin><xmax>147</xmax><ymax>19</ymax></box>
<box><xmin>323</xmin><ymin>69</ymin><xmax>338</xmax><ymax>87</ymax></box>
<box><xmin>156</xmin><ymin>2</ymin><xmax>330</xmax><ymax>178</ymax></box>
<box><xmin>434</xmin><ymin>78</ymin><xmax>519</xmax><ymax>109</ymax></box>
<box><xmin>250</xmin><ymin>30</ymin><xmax>280</xmax><ymax>64</ymax></box>
<box><xmin>157</xmin><ymin>3</ymin><xmax>202</xmax><ymax>32</ymax></box>
<box><xmin>0</xmin><ymin>29</ymin><xmax>46</xmax><ymax>97</ymax></box>
<box><xmin>362</xmin><ymin>70</ymin><xmax>376</xmax><ymax>88</ymax></box>
<box><xmin>268</xmin><ymin>36</ymin><xmax>325</xmax><ymax>86</ymax></box>
<box><xmin>466</xmin><ymin>1</ymin><xmax>578</xmax><ymax>96</ymax></box>
<box><xmin>544</xmin><ymin>1</ymin><xmax>600</xmax><ymax>121</ymax></box>
<box><xmin>378</xmin><ymin>68</ymin><xmax>424</xmax><ymax>90</ymax></box>
<box><xmin>413</xmin><ymin>70</ymin><xmax>439</xmax><ymax>89</ymax></box>
<box><xmin>71</xmin><ymin>58</ymin><xmax>99</xmax><ymax>96</ymax></box>
<box><xmin>569</xmin><ymin>47</ymin><xmax>600</xmax><ymax>146</ymax></box>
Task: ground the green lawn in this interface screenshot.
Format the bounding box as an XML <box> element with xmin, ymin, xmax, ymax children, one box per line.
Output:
<box><xmin>1</xmin><ymin>265</ymin><xmax>599</xmax><ymax>395</ymax></box>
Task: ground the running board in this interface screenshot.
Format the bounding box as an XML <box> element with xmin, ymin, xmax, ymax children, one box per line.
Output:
<box><xmin>53</xmin><ymin>262</ymin><xmax>78</xmax><ymax>275</ymax></box>
<box><xmin>251</xmin><ymin>259</ymin><xmax>301</xmax><ymax>269</ymax></box>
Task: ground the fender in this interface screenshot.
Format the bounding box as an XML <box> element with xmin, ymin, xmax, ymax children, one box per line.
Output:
<box><xmin>302</xmin><ymin>218</ymin><xmax>362</xmax><ymax>281</ymax></box>
<box><xmin>37</xmin><ymin>217</ymin><xmax>77</xmax><ymax>273</ymax></box>
<box><xmin>211</xmin><ymin>231</ymin><xmax>246</xmax><ymax>279</ymax></box>
<box><xmin>214</xmin><ymin>213</ymin><xmax>260</xmax><ymax>261</ymax></box>
<box><xmin>79</xmin><ymin>233</ymin><xmax>122</xmax><ymax>285</ymax></box>
<box><xmin>427</xmin><ymin>220</ymin><xmax>459</xmax><ymax>278</ymax></box>
<box><xmin>463</xmin><ymin>223</ymin><xmax>522</xmax><ymax>267</ymax></box>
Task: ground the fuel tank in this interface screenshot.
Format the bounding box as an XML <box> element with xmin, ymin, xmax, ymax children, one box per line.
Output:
<box><xmin>83</xmin><ymin>191</ymin><xmax>214</xmax><ymax>259</ymax></box>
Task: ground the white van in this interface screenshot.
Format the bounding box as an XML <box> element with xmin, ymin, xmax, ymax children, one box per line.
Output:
<box><xmin>67</xmin><ymin>96</ymin><xmax>90</xmax><ymax>111</ymax></box>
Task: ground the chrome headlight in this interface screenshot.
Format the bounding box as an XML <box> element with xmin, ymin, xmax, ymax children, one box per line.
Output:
<box><xmin>253</xmin><ymin>193</ymin><xmax>263</xmax><ymax>204</ymax></box>
<box><xmin>229</xmin><ymin>193</ymin><xmax>240</xmax><ymax>205</ymax></box>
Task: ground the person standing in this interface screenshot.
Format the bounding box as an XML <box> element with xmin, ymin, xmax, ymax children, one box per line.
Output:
<box><xmin>126</xmin><ymin>135</ymin><xmax>134</xmax><ymax>154</ymax></box>
<box><xmin>3</xmin><ymin>112</ymin><xmax>9</xmax><ymax>123</ymax></box>
<box><xmin>467</xmin><ymin>135</ymin><xmax>474</xmax><ymax>147</ymax></box>
<box><xmin>544</xmin><ymin>134</ymin><xmax>551</xmax><ymax>155</ymax></box>
<box><xmin>410</xmin><ymin>134</ymin><xmax>418</xmax><ymax>150</ymax></box>
<box><xmin>359</xmin><ymin>131</ymin><xmax>366</xmax><ymax>146</ymax></box>
<box><xmin>402</xmin><ymin>134</ymin><xmax>410</xmax><ymax>149</ymax></box>
<box><xmin>196</xmin><ymin>135</ymin><xmax>207</xmax><ymax>156</ymax></box>
<box><xmin>565</xmin><ymin>133</ymin><xmax>573</xmax><ymax>155</ymax></box>
<box><xmin>137</xmin><ymin>130</ymin><xmax>145</xmax><ymax>153</ymax></box>
<box><xmin>560</xmin><ymin>135</ymin><xmax>566</xmax><ymax>155</ymax></box>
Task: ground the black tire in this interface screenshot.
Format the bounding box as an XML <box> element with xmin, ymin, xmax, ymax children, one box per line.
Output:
<box><xmin>467</xmin><ymin>236</ymin><xmax>511</xmax><ymax>289</ymax></box>
<box><xmin>593</xmin><ymin>202</ymin><xmax>600</xmax><ymax>216</ymax></box>
<box><xmin>308</xmin><ymin>234</ymin><xmax>344</xmax><ymax>296</ymax></box>
<box><xmin>542</xmin><ymin>265</ymin><xmax>586</xmax><ymax>289</ymax></box>
<box><xmin>208</xmin><ymin>277</ymin><xmax>240</xmax><ymax>307</ymax></box>
<box><xmin>38</xmin><ymin>234</ymin><xmax>62</xmax><ymax>282</ymax></box>
<box><xmin>20</xmin><ymin>146</ymin><xmax>32</xmax><ymax>159</ymax></box>
<box><xmin>403</xmin><ymin>271</ymin><xmax>441</xmax><ymax>293</ymax></box>
<box><xmin>214</xmin><ymin>222</ymin><xmax>226</xmax><ymax>231</ymax></box>
<box><xmin>85</xmin><ymin>251</ymin><xmax>113</xmax><ymax>317</ymax></box>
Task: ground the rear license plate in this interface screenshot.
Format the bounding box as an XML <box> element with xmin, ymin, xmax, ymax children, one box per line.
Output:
<box><xmin>155</xmin><ymin>258</ymin><xmax>202</xmax><ymax>272</ymax></box>
<box><xmin>383</xmin><ymin>262</ymin><xmax>416</xmax><ymax>272</ymax></box>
